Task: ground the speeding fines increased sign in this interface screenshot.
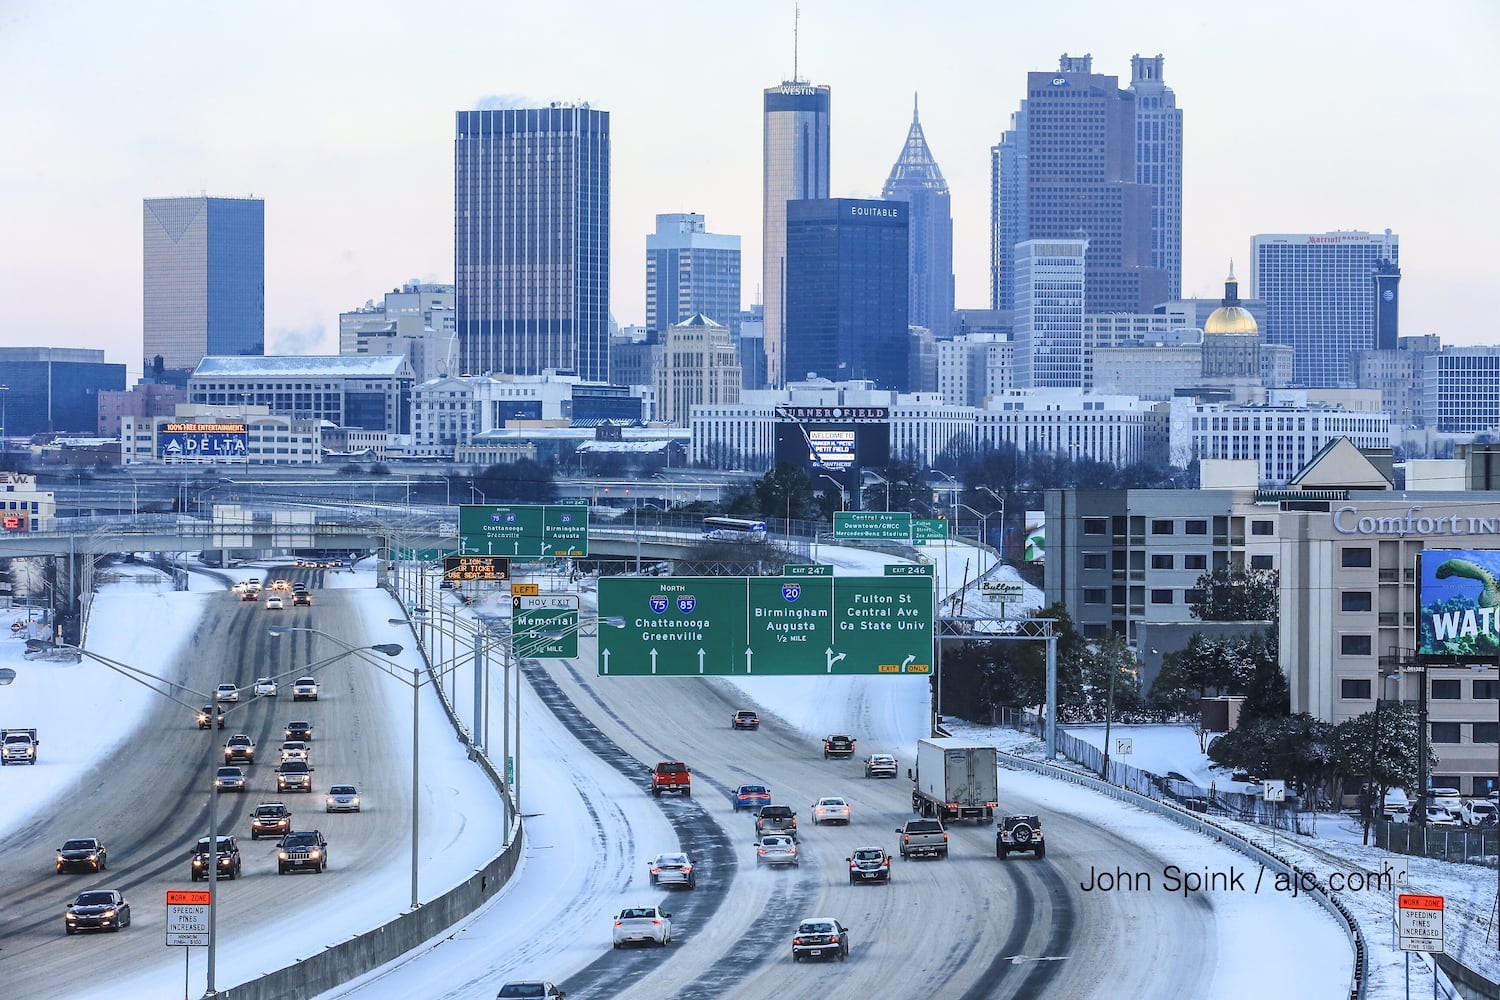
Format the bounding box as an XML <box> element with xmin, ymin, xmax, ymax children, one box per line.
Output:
<box><xmin>1398</xmin><ymin>894</ymin><xmax>1443</xmax><ymax>952</ymax></box>
<box><xmin>166</xmin><ymin>890</ymin><xmax>210</xmax><ymax>947</ymax></box>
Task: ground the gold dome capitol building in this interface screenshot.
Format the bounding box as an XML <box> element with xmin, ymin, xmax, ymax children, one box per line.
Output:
<box><xmin>1200</xmin><ymin>264</ymin><xmax>1265</xmax><ymax>381</ymax></box>
<box><xmin>1204</xmin><ymin>264</ymin><xmax>1259</xmax><ymax>335</ymax></box>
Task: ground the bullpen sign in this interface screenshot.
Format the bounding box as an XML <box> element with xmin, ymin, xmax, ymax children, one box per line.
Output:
<box><xmin>1418</xmin><ymin>549</ymin><xmax>1500</xmax><ymax>657</ymax></box>
<box><xmin>161</xmin><ymin>423</ymin><xmax>248</xmax><ymax>461</ymax></box>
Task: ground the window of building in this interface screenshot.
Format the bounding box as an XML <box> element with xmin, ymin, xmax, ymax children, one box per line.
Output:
<box><xmin>1083</xmin><ymin>553</ymin><xmax>1107</xmax><ymax>570</ymax></box>
<box><xmin>1184</xmin><ymin>554</ymin><xmax>1207</xmax><ymax>571</ymax></box>
<box><xmin>1150</xmin><ymin>519</ymin><xmax>1174</xmax><ymax>535</ymax></box>
<box><xmin>1184</xmin><ymin>588</ymin><xmax>1205</xmax><ymax>606</ymax></box>
<box><xmin>1474</xmin><ymin>723</ymin><xmax>1499</xmax><ymax>744</ymax></box>
<box><xmin>1341</xmin><ymin>548</ymin><xmax>1372</xmax><ymax>568</ymax></box>
<box><xmin>1431</xmin><ymin>773</ymin><xmax>1462</xmax><ymax>790</ymax></box>
<box><xmin>1184</xmin><ymin>519</ymin><xmax>1207</xmax><ymax>535</ymax></box>
<box><xmin>1083</xmin><ymin>588</ymin><xmax>1107</xmax><ymax>605</ymax></box>
<box><xmin>1477</xmin><ymin>679</ymin><xmax>1499</xmax><ymax>700</ymax></box>
<box><xmin>1341</xmin><ymin>678</ymin><xmax>1372</xmax><ymax>700</ymax></box>
<box><xmin>1341</xmin><ymin>591</ymin><xmax>1373</xmax><ymax>613</ymax></box>
<box><xmin>1340</xmin><ymin>635</ymin><xmax>1372</xmax><ymax>656</ymax></box>
<box><xmin>1151</xmin><ymin>554</ymin><xmax>1174</xmax><ymax>570</ymax></box>
<box><xmin>1250</xmin><ymin>555</ymin><xmax>1273</xmax><ymax>570</ymax></box>
<box><xmin>1083</xmin><ymin>518</ymin><xmax>1107</xmax><ymax>535</ymax></box>
<box><xmin>1150</xmin><ymin>589</ymin><xmax>1174</xmax><ymax>604</ymax></box>
<box><xmin>1430</xmin><ymin>723</ymin><xmax>1461</xmax><ymax>744</ymax></box>
<box><xmin>1431</xmin><ymin>679</ymin><xmax>1462</xmax><ymax>699</ymax></box>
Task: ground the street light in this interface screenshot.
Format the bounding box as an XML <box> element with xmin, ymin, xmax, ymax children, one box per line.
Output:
<box><xmin>929</xmin><ymin>468</ymin><xmax>959</xmax><ymax>524</ymax></box>
<box><xmin>818</xmin><ymin>474</ymin><xmax>847</xmax><ymax>512</ymax></box>
<box><xmin>864</xmin><ymin>470</ymin><xmax>891</xmax><ymax>512</ymax></box>
<box><xmin>468</xmin><ymin>482</ymin><xmax>486</xmax><ymax>505</ymax></box>
<box><xmin>0</xmin><ymin>382</ymin><xmax>9</xmax><ymax>458</ymax></box>
<box><xmin>61</xmin><ymin>639</ymin><xmax>390</xmax><ymax>996</ymax></box>
<box><xmin>955</xmin><ymin>502</ymin><xmax>995</xmax><ymax>546</ymax></box>
<box><xmin>978</xmin><ymin>486</ymin><xmax>1006</xmax><ymax>560</ymax></box>
<box><xmin>268</xmin><ymin>628</ymin><xmax>412</xmax><ymax>905</ymax></box>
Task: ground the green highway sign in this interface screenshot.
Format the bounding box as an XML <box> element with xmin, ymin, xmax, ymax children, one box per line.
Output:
<box><xmin>911</xmin><ymin>518</ymin><xmax>948</xmax><ymax>542</ymax></box>
<box><xmin>512</xmin><ymin>594</ymin><xmax>580</xmax><ymax>659</ymax></box>
<box><xmin>833</xmin><ymin>511</ymin><xmax>913</xmax><ymax>541</ymax></box>
<box><xmin>783</xmin><ymin>564</ymin><xmax>833</xmax><ymax>576</ymax></box>
<box><xmin>885</xmin><ymin>564</ymin><xmax>935</xmax><ymax>576</ymax></box>
<box><xmin>459</xmin><ymin>503</ymin><xmax>588</xmax><ymax>558</ymax></box>
<box><xmin>597</xmin><ymin>575</ymin><xmax>933</xmax><ymax>677</ymax></box>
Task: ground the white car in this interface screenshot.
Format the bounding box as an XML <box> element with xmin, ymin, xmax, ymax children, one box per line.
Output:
<box><xmin>612</xmin><ymin>905</ymin><xmax>671</xmax><ymax>948</ymax></box>
<box><xmin>325</xmin><ymin>784</ymin><xmax>361</xmax><ymax>813</ymax></box>
<box><xmin>1425</xmin><ymin>805</ymin><xmax>1462</xmax><ymax>827</ymax></box>
<box><xmin>648</xmin><ymin>852</ymin><xmax>696</xmax><ymax>890</ymax></box>
<box><xmin>1461</xmin><ymin>800</ymin><xmax>1498</xmax><ymax>827</ymax></box>
<box><xmin>812</xmin><ymin>796</ymin><xmax>851</xmax><ymax>826</ymax></box>
<box><xmin>215</xmin><ymin>684</ymin><xmax>240</xmax><ymax>703</ymax></box>
<box><xmin>864</xmin><ymin>754</ymin><xmax>898</xmax><ymax>778</ymax></box>
<box><xmin>280</xmin><ymin>741</ymin><xmax>310</xmax><ymax>764</ymax></box>
<box><xmin>253</xmin><ymin>678</ymin><xmax>278</xmax><ymax>698</ymax></box>
<box><xmin>293</xmin><ymin>677</ymin><xmax>319</xmax><ymax>701</ymax></box>
<box><xmin>264</xmin><ymin>595</ymin><xmax>285</xmax><ymax>611</ymax></box>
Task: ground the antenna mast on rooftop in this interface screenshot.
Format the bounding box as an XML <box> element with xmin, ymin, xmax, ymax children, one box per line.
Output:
<box><xmin>793</xmin><ymin>4</ymin><xmax>801</xmax><ymax>83</ymax></box>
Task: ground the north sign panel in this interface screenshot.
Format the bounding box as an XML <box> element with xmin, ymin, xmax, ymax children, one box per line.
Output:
<box><xmin>598</xmin><ymin>574</ymin><xmax>932</xmax><ymax>676</ymax></box>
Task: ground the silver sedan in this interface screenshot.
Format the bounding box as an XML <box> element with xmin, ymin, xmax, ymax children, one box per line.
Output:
<box><xmin>648</xmin><ymin>852</ymin><xmax>696</xmax><ymax>889</ymax></box>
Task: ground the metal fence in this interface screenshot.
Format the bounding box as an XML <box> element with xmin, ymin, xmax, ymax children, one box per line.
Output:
<box><xmin>1377</xmin><ymin>821</ymin><xmax>1500</xmax><ymax>865</ymax></box>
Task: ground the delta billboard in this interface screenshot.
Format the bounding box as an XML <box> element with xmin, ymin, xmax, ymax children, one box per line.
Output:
<box><xmin>1418</xmin><ymin>549</ymin><xmax>1500</xmax><ymax>657</ymax></box>
<box><xmin>160</xmin><ymin>423</ymin><xmax>248</xmax><ymax>461</ymax></box>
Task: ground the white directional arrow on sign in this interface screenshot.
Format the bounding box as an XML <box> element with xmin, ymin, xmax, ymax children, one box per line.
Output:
<box><xmin>698</xmin><ymin>649</ymin><xmax>706</xmax><ymax>674</ymax></box>
<box><xmin>825</xmin><ymin>649</ymin><xmax>847</xmax><ymax>673</ymax></box>
<box><xmin>650</xmin><ymin>649</ymin><xmax>658</xmax><ymax>675</ymax></box>
<box><xmin>602</xmin><ymin>649</ymin><xmax>611</xmax><ymax>674</ymax></box>
<box><xmin>745</xmin><ymin>648</ymin><xmax>754</xmax><ymax>673</ymax></box>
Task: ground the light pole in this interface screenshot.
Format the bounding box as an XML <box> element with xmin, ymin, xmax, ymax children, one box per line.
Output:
<box><xmin>269</xmin><ymin>629</ymin><xmax>410</xmax><ymax>904</ymax></box>
<box><xmin>929</xmin><ymin>468</ymin><xmax>959</xmax><ymax>525</ymax></box>
<box><xmin>60</xmin><ymin>640</ymin><xmax>391</xmax><ymax>996</ymax></box>
<box><xmin>469</xmin><ymin>482</ymin><xmax>486</xmax><ymax>505</ymax></box>
<box><xmin>864</xmin><ymin>470</ymin><xmax>891</xmax><ymax>512</ymax></box>
<box><xmin>818</xmin><ymin>474</ymin><xmax>847</xmax><ymax>512</ymax></box>
<box><xmin>978</xmin><ymin>486</ymin><xmax>1006</xmax><ymax>561</ymax></box>
<box><xmin>0</xmin><ymin>382</ymin><xmax>8</xmax><ymax>459</ymax></box>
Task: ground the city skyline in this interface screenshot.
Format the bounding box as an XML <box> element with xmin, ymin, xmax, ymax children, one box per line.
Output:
<box><xmin>1</xmin><ymin>1</ymin><xmax>1495</xmax><ymax>377</ymax></box>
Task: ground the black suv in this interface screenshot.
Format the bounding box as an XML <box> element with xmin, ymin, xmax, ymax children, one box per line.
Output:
<box><xmin>277</xmin><ymin>830</ymin><xmax>329</xmax><ymax>874</ymax></box>
<box><xmin>996</xmin><ymin>814</ymin><xmax>1045</xmax><ymax>859</ymax></box>
<box><xmin>285</xmin><ymin>720</ymin><xmax>313</xmax><ymax>741</ymax></box>
<box><xmin>191</xmin><ymin>835</ymin><xmax>242</xmax><ymax>881</ymax></box>
<box><xmin>822</xmin><ymin>735</ymin><xmax>856</xmax><ymax>759</ymax></box>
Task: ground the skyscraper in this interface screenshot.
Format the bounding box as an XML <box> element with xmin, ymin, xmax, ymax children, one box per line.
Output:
<box><xmin>763</xmin><ymin>81</ymin><xmax>830</xmax><ymax>388</ymax></box>
<box><xmin>882</xmin><ymin>95</ymin><xmax>954</xmax><ymax>337</ymax></box>
<box><xmin>1013</xmin><ymin>239</ymin><xmax>1087</xmax><ymax>388</ymax></box>
<box><xmin>1250</xmin><ymin>230</ymin><xmax>1400</xmax><ymax>387</ymax></box>
<box><xmin>645</xmin><ymin>214</ymin><xmax>741</xmax><ymax>338</ymax></box>
<box><xmin>143</xmin><ymin>196</ymin><xmax>264</xmax><ymax>377</ymax></box>
<box><xmin>1129</xmin><ymin>55</ymin><xmax>1182</xmax><ymax>300</ymax></box>
<box><xmin>454</xmin><ymin>104</ymin><xmax>610</xmax><ymax>382</ymax></box>
<box><xmin>784</xmin><ymin>199</ymin><xmax>909</xmax><ymax>391</ymax></box>
<box><xmin>991</xmin><ymin>54</ymin><xmax>1169</xmax><ymax>315</ymax></box>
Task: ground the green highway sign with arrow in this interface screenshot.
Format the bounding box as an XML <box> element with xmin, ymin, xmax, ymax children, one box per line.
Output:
<box><xmin>597</xmin><ymin>574</ymin><xmax>932</xmax><ymax>676</ymax></box>
<box><xmin>458</xmin><ymin>502</ymin><xmax>588</xmax><ymax>558</ymax></box>
<box><xmin>833</xmin><ymin>511</ymin><xmax>913</xmax><ymax>541</ymax></box>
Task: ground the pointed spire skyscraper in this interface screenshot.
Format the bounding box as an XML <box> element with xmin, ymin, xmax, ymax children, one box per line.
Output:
<box><xmin>882</xmin><ymin>94</ymin><xmax>953</xmax><ymax>337</ymax></box>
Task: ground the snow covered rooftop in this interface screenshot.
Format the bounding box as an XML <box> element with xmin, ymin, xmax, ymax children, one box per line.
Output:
<box><xmin>192</xmin><ymin>356</ymin><xmax>411</xmax><ymax>378</ymax></box>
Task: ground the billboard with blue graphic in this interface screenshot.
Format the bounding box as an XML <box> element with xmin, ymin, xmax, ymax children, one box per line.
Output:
<box><xmin>160</xmin><ymin>423</ymin><xmax>248</xmax><ymax>461</ymax></box>
<box><xmin>1418</xmin><ymin>549</ymin><xmax>1500</xmax><ymax>657</ymax></box>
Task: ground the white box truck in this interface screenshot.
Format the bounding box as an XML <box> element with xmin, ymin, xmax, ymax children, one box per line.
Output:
<box><xmin>911</xmin><ymin>738</ymin><xmax>997</xmax><ymax>822</ymax></box>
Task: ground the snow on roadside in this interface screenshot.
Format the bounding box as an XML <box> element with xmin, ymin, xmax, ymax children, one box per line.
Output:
<box><xmin>0</xmin><ymin>580</ymin><xmax>211</xmax><ymax>841</ymax></box>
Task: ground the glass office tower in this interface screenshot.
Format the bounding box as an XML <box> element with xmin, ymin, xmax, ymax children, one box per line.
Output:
<box><xmin>763</xmin><ymin>82</ymin><xmax>830</xmax><ymax>388</ymax></box>
<box><xmin>143</xmin><ymin>196</ymin><xmax>264</xmax><ymax>376</ymax></box>
<box><xmin>646</xmin><ymin>213</ymin><xmax>741</xmax><ymax>338</ymax></box>
<box><xmin>882</xmin><ymin>96</ymin><xmax>954</xmax><ymax>338</ymax></box>
<box><xmin>455</xmin><ymin>104</ymin><xmax>611</xmax><ymax>382</ymax></box>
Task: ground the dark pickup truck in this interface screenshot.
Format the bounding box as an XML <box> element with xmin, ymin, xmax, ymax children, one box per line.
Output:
<box><xmin>755</xmin><ymin>804</ymin><xmax>799</xmax><ymax>839</ymax></box>
<box><xmin>823</xmin><ymin>734</ymin><xmax>856</xmax><ymax>759</ymax></box>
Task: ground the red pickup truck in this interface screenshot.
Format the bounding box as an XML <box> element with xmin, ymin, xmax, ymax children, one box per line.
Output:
<box><xmin>650</xmin><ymin>761</ymin><xmax>692</xmax><ymax>798</ymax></box>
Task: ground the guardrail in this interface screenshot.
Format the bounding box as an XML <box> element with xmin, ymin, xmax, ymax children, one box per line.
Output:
<box><xmin>213</xmin><ymin>585</ymin><xmax>522</xmax><ymax>1000</ymax></box>
<box><xmin>998</xmin><ymin>749</ymin><xmax>1367</xmax><ymax>1000</ymax></box>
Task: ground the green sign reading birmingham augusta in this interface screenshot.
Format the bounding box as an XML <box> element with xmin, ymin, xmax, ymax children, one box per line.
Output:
<box><xmin>597</xmin><ymin>574</ymin><xmax>933</xmax><ymax>677</ymax></box>
<box><xmin>458</xmin><ymin>503</ymin><xmax>588</xmax><ymax>558</ymax></box>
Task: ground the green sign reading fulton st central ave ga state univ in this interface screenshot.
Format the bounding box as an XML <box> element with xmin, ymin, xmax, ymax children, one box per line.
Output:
<box><xmin>597</xmin><ymin>574</ymin><xmax>933</xmax><ymax>677</ymax></box>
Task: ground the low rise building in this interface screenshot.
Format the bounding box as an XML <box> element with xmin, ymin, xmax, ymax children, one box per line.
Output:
<box><xmin>0</xmin><ymin>473</ymin><xmax>55</xmax><ymax>532</ymax></box>
<box><xmin>121</xmin><ymin>405</ymin><xmax>322</xmax><ymax>466</ymax></box>
<box><xmin>188</xmin><ymin>356</ymin><xmax>414</xmax><ymax>435</ymax></box>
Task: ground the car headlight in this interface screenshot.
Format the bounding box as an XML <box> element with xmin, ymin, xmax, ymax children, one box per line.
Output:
<box><xmin>279</xmin><ymin>851</ymin><xmax>289</xmax><ymax>859</ymax></box>
<box><xmin>56</xmin><ymin>855</ymin><xmax>64</xmax><ymax>864</ymax></box>
<box><xmin>309</xmin><ymin>850</ymin><xmax>321</xmax><ymax>859</ymax></box>
<box><xmin>102</xmin><ymin>909</ymin><xmax>115</xmax><ymax>918</ymax></box>
<box><xmin>66</xmin><ymin>913</ymin><xmax>77</xmax><ymax>921</ymax></box>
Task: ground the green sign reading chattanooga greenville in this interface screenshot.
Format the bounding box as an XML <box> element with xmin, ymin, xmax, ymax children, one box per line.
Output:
<box><xmin>597</xmin><ymin>574</ymin><xmax>932</xmax><ymax>676</ymax></box>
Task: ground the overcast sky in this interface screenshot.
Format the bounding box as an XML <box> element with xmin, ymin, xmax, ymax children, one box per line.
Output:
<box><xmin>2</xmin><ymin>0</ymin><xmax>1496</xmax><ymax>377</ymax></box>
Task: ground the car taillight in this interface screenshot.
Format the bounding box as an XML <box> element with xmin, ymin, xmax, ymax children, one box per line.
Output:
<box><xmin>829</xmin><ymin>935</ymin><xmax>839</xmax><ymax>944</ymax></box>
<box><xmin>679</xmin><ymin>866</ymin><xmax>692</xmax><ymax>872</ymax></box>
<box><xmin>653</xmin><ymin>920</ymin><xmax>661</xmax><ymax>926</ymax></box>
<box><xmin>614</xmin><ymin>921</ymin><xmax>622</xmax><ymax>928</ymax></box>
<box><xmin>758</xmin><ymin>849</ymin><xmax>767</xmax><ymax>855</ymax></box>
<box><xmin>794</xmin><ymin>937</ymin><xmax>804</xmax><ymax>946</ymax></box>
<box><xmin>943</xmin><ymin>833</ymin><xmax>949</xmax><ymax>841</ymax></box>
<box><xmin>650</xmin><ymin>867</ymin><xmax>662</xmax><ymax>874</ymax></box>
